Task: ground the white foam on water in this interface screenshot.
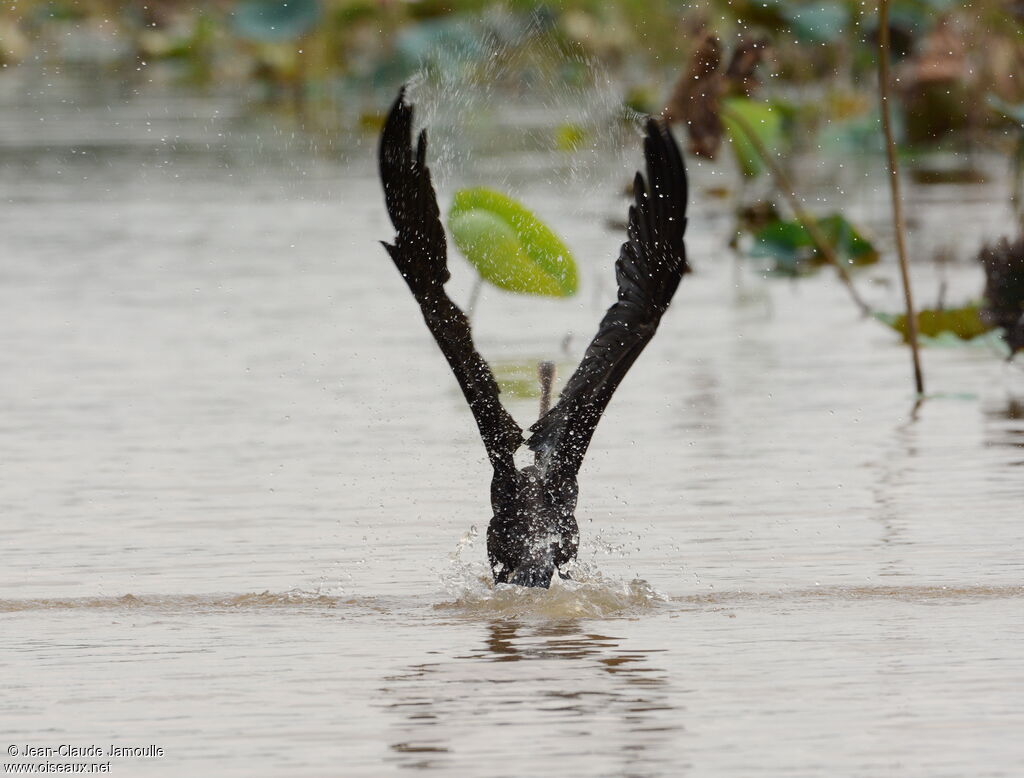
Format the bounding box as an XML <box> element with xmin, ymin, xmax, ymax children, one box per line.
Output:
<box><xmin>435</xmin><ymin>526</ymin><xmax>668</xmax><ymax>619</ymax></box>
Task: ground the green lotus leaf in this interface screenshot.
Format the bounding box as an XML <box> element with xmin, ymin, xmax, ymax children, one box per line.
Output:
<box><xmin>448</xmin><ymin>188</ymin><xmax>578</xmax><ymax>298</ymax></box>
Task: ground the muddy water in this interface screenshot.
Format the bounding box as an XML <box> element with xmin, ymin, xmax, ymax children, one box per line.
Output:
<box><xmin>1</xmin><ymin>81</ymin><xmax>1023</xmax><ymax>776</ymax></box>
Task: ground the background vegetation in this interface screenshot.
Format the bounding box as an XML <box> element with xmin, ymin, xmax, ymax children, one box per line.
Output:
<box><xmin>3</xmin><ymin>0</ymin><xmax>1023</xmax><ymax>366</ymax></box>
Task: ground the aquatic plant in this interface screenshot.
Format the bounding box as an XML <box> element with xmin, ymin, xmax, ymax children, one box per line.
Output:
<box><xmin>876</xmin><ymin>236</ymin><xmax>1024</xmax><ymax>357</ymax></box>
<box><xmin>876</xmin><ymin>305</ymin><xmax>991</xmax><ymax>345</ymax></box>
<box><xmin>447</xmin><ymin>188</ymin><xmax>578</xmax><ymax>307</ymax></box>
<box><xmin>662</xmin><ymin>34</ymin><xmax>873</xmax><ymax>313</ymax></box>
<box><xmin>879</xmin><ymin>0</ymin><xmax>925</xmax><ymax>395</ymax></box>
<box><xmin>721</xmin><ymin>104</ymin><xmax>873</xmax><ymax>315</ymax></box>
<box><xmin>750</xmin><ymin>214</ymin><xmax>878</xmax><ymax>275</ymax></box>
<box><xmin>662</xmin><ymin>33</ymin><xmax>771</xmax><ymax>167</ymax></box>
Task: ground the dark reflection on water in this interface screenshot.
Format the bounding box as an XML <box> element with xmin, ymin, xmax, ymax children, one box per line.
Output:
<box><xmin>984</xmin><ymin>395</ymin><xmax>1024</xmax><ymax>462</ymax></box>
<box><xmin>381</xmin><ymin>621</ymin><xmax>681</xmax><ymax>773</ymax></box>
<box><xmin>1003</xmin><ymin>397</ymin><xmax>1024</xmax><ymax>421</ymax></box>
<box><xmin>865</xmin><ymin>411</ymin><xmax>921</xmax><ymax>581</ymax></box>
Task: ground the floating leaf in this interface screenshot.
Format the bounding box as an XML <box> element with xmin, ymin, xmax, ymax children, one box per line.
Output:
<box><xmin>233</xmin><ymin>0</ymin><xmax>321</xmax><ymax>43</ymax></box>
<box><xmin>876</xmin><ymin>305</ymin><xmax>992</xmax><ymax>344</ymax></box>
<box><xmin>750</xmin><ymin>213</ymin><xmax>877</xmax><ymax>273</ymax></box>
<box><xmin>448</xmin><ymin>189</ymin><xmax>577</xmax><ymax>298</ymax></box>
<box><xmin>752</xmin><ymin>220</ymin><xmax>812</xmax><ymax>274</ymax></box>
<box><xmin>816</xmin><ymin>214</ymin><xmax>879</xmax><ymax>265</ymax></box>
<box><xmin>722</xmin><ymin>98</ymin><xmax>784</xmax><ymax>177</ymax></box>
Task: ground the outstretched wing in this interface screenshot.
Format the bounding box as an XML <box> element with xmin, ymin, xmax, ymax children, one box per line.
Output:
<box><xmin>527</xmin><ymin>118</ymin><xmax>689</xmax><ymax>479</ymax></box>
<box><xmin>379</xmin><ymin>88</ymin><xmax>522</xmax><ymax>473</ymax></box>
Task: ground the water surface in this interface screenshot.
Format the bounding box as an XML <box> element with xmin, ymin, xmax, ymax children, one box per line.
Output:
<box><xmin>1</xmin><ymin>80</ymin><xmax>1022</xmax><ymax>776</ymax></box>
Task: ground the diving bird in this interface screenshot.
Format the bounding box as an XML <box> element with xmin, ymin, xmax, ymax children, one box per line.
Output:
<box><xmin>378</xmin><ymin>87</ymin><xmax>689</xmax><ymax>588</ymax></box>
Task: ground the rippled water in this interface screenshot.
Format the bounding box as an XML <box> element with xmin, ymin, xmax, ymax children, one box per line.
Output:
<box><xmin>2</xmin><ymin>78</ymin><xmax>1023</xmax><ymax>776</ymax></box>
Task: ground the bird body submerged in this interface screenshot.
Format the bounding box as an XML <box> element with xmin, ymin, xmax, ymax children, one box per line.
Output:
<box><xmin>378</xmin><ymin>87</ymin><xmax>689</xmax><ymax>588</ymax></box>
<box><xmin>487</xmin><ymin>464</ymin><xmax>579</xmax><ymax>587</ymax></box>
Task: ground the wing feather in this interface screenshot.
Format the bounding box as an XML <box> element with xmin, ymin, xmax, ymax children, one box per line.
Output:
<box><xmin>527</xmin><ymin>118</ymin><xmax>689</xmax><ymax>477</ymax></box>
<box><xmin>379</xmin><ymin>88</ymin><xmax>522</xmax><ymax>472</ymax></box>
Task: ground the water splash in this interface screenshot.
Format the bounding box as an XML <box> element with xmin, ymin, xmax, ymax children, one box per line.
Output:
<box><xmin>437</xmin><ymin>568</ymin><xmax>667</xmax><ymax>620</ymax></box>
<box><xmin>403</xmin><ymin>10</ymin><xmax>641</xmax><ymax>207</ymax></box>
<box><xmin>437</xmin><ymin>527</ymin><xmax>667</xmax><ymax>619</ymax></box>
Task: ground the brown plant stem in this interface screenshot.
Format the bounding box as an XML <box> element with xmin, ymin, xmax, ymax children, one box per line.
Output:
<box><xmin>538</xmin><ymin>361</ymin><xmax>555</xmax><ymax>417</ymax></box>
<box><xmin>721</xmin><ymin>105</ymin><xmax>872</xmax><ymax>317</ymax></box>
<box><xmin>878</xmin><ymin>0</ymin><xmax>925</xmax><ymax>396</ymax></box>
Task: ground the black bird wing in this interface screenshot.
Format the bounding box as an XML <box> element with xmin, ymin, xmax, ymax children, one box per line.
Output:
<box><xmin>527</xmin><ymin>118</ymin><xmax>689</xmax><ymax>479</ymax></box>
<box><xmin>379</xmin><ymin>88</ymin><xmax>522</xmax><ymax>473</ymax></box>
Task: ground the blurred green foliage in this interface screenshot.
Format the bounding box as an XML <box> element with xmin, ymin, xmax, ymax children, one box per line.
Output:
<box><xmin>4</xmin><ymin>0</ymin><xmax>1020</xmax><ymax>114</ymax></box>
<box><xmin>750</xmin><ymin>214</ymin><xmax>879</xmax><ymax>275</ymax></box>
<box><xmin>3</xmin><ymin>0</ymin><xmax>1022</xmax><ymax>196</ymax></box>
<box><xmin>6</xmin><ymin>0</ymin><xmax>1022</xmax><ymax>316</ymax></box>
